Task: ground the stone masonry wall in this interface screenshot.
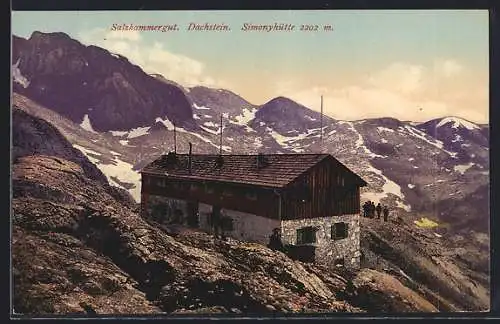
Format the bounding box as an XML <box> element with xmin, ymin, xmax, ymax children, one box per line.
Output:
<box><xmin>281</xmin><ymin>214</ymin><xmax>361</xmax><ymax>269</ymax></box>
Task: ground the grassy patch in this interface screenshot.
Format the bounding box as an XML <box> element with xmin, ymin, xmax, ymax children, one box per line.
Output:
<box><xmin>414</xmin><ymin>217</ymin><xmax>439</xmax><ymax>229</ymax></box>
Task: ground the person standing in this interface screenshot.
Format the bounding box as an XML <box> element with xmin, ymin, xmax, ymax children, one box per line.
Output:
<box><xmin>362</xmin><ymin>202</ymin><xmax>368</xmax><ymax>217</ymax></box>
<box><xmin>383</xmin><ymin>206</ymin><xmax>389</xmax><ymax>222</ymax></box>
<box><xmin>376</xmin><ymin>203</ymin><xmax>382</xmax><ymax>219</ymax></box>
<box><xmin>211</xmin><ymin>206</ymin><xmax>222</xmax><ymax>238</ymax></box>
<box><xmin>268</xmin><ymin>228</ymin><xmax>284</xmax><ymax>252</ymax></box>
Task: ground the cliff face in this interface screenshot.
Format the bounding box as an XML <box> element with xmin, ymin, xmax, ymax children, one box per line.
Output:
<box><xmin>12</xmin><ymin>32</ymin><xmax>196</xmax><ymax>132</ymax></box>
<box><xmin>12</xmin><ymin>155</ymin><xmax>439</xmax><ymax>315</ymax></box>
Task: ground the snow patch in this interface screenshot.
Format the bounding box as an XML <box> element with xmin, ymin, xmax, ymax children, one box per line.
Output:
<box><xmin>380</xmin><ymin>138</ymin><xmax>388</xmax><ymax>143</ymax></box>
<box><xmin>203</xmin><ymin>121</ymin><xmax>220</xmax><ymax>128</ymax></box>
<box><xmin>377</xmin><ymin>126</ymin><xmax>395</xmax><ymax>133</ymax></box>
<box><xmin>454</xmin><ymin>162</ymin><xmax>475</xmax><ymax>175</ymax></box>
<box><xmin>98</xmin><ymin>157</ymin><xmax>141</xmax><ymax>202</ymax></box>
<box><xmin>127</xmin><ymin>126</ymin><xmax>150</xmax><ymax>139</ymax></box>
<box><xmin>267</xmin><ymin>128</ymin><xmax>289</xmax><ymax>146</ymax></box>
<box><xmin>80</xmin><ymin>114</ymin><xmax>99</xmax><ymax>134</ymax></box>
<box><xmin>340</xmin><ymin>121</ymin><xmax>386</xmax><ymax>158</ymax></box>
<box><xmin>404</xmin><ymin>126</ymin><xmax>457</xmax><ymax>158</ymax></box>
<box><xmin>155</xmin><ymin>117</ymin><xmax>175</xmax><ymax>130</ymax></box>
<box><xmin>363</xmin><ymin>163</ymin><xmax>410</xmax><ymax>211</ymax></box>
<box><xmin>305</xmin><ymin>115</ymin><xmax>317</xmax><ymax>121</ymax></box>
<box><xmin>110</xmin><ymin>130</ymin><xmax>128</xmax><ymax>137</ymax></box>
<box><xmin>119</xmin><ymin>140</ymin><xmax>129</xmax><ymax>146</ymax></box>
<box><xmin>12</xmin><ymin>58</ymin><xmax>31</xmax><ymax>88</ymax></box>
<box><xmin>451</xmin><ymin>134</ymin><xmax>462</xmax><ymax>143</ymax></box>
<box><xmin>193</xmin><ymin>103</ymin><xmax>210</xmax><ymax>110</ymax></box>
<box><xmin>193</xmin><ymin>114</ymin><xmax>201</xmax><ymax>120</ymax></box>
<box><xmin>73</xmin><ymin>145</ymin><xmax>102</xmax><ymax>163</ymax></box>
<box><xmin>408</xmin><ymin>158</ymin><xmax>414</xmax><ymax>161</ymax></box>
<box><xmin>177</xmin><ymin>127</ymin><xmax>231</xmax><ymax>153</ymax></box>
<box><xmin>74</xmin><ymin>144</ymin><xmax>140</xmax><ymax>201</ymax></box>
<box><xmin>408</xmin><ymin>184</ymin><xmax>415</xmax><ymax>189</ymax></box>
<box><xmin>437</xmin><ymin>117</ymin><xmax>479</xmax><ymax>130</ymax></box>
<box><xmin>200</xmin><ymin>125</ymin><xmax>219</xmax><ymax>135</ymax></box>
<box><xmin>234</xmin><ymin>107</ymin><xmax>258</xmax><ymax>125</ymax></box>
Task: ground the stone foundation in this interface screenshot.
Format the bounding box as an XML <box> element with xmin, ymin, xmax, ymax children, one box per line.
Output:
<box><xmin>141</xmin><ymin>193</ymin><xmax>360</xmax><ymax>269</ymax></box>
<box><xmin>281</xmin><ymin>214</ymin><xmax>361</xmax><ymax>269</ymax></box>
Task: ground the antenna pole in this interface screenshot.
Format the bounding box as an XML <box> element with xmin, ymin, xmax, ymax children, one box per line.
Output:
<box><xmin>320</xmin><ymin>95</ymin><xmax>323</xmax><ymax>152</ymax></box>
<box><xmin>174</xmin><ymin>124</ymin><xmax>177</xmax><ymax>154</ymax></box>
<box><xmin>219</xmin><ymin>114</ymin><xmax>223</xmax><ymax>155</ymax></box>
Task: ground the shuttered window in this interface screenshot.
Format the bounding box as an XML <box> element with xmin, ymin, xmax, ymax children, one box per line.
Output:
<box><xmin>296</xmin><ymin>226</ymin><xmax>317</xmax><ymax>244</ymax></box>
<box><xmin>331</xmin><ymin>222</ymin><xmax>348</xmax><ymax>240</ymax></box>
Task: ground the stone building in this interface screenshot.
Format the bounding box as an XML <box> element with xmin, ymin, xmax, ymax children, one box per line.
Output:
<box><xmin>140</xmin><ymin>152</ymin><xmax>367</xmax><ymax>268</ymax></box>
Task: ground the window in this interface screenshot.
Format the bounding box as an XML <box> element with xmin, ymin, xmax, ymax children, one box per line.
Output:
<box><xmin>296</xmin><ymin>226</ymin><xmax>317</xmax><ymax>245</ymax></box>
<box><xmin>331</xmin><ymin>222</ymin><xmax>348</xmax><ymax>240</ymax></box>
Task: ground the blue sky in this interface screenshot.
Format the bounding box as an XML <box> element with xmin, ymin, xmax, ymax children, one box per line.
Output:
<box><xmin>12</xmin><ymin>10</ymin><xmax>489</xmax><ymax>123</ymax></box>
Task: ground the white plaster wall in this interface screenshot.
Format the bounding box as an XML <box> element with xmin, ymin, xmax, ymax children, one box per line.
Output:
<box><xmin>281</xmin><ymin>214</ymin><xmax>361</xmax><ymax>269</ymax></box>
<box><xmin>198</xmin><ymin>203</ymin><xmax>280</xmax><ymax>245</ymax></box>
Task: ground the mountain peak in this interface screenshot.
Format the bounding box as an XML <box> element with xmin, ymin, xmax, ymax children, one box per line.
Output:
<box><xmin>29</xmin><ymin>31</ymin><xmax>73</xmax><ymax>41</ymax></box>
<box><xmin>266</xmin><ymin>96</ymin><xmax>299</xmax><ymax>106</ymax></box>
<box><xmin>436</xmin><ymin>117</ymin><xmax>480</xmax><ymax>131</ymax></box>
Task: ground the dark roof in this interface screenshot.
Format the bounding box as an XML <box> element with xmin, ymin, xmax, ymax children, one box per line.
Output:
<box><xmin>141</xmin><ymin>153</ymin><xmax>367</xmax><ymax>189</ymax></box>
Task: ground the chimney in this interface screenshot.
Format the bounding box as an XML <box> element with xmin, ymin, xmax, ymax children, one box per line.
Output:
<box><xmin>257</xmin><ymin>153</ymin><xmax>268</xmax><ymax>169</ymax></box>
<box><xmin>165</xmin><ymin>151</ymin><xmax>178</xmax><ymax>166</ymax></box>
<box><xmin>188</xmin><ymin>142</ymin><xmax>192</xmax><ymax>174</ymax></box>
<box><xmin>216</xmin><ymin>155</ymin><xmax>224</xmax><ymax>168</ymax></box>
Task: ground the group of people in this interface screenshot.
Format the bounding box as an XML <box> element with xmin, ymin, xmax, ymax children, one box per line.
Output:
<box><xmin>362</xmin><ymin>201</ymin><xmax>390</xmax><ymax>221</ymax></box>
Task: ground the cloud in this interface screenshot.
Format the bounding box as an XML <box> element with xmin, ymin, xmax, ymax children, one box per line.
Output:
<box><xmin>275</xmin><ymin>60</ymin><xmax>487</xmax><ymax>123</ymax></box>
<box><xmin>368</xmin><ymin>62</ymin><xmax>426</xmax><ymax>95</ymax></box>
<box><xmin>436</xmin><ymin>59</ymin><xmax>464</xmax><ymax>78</ymax></box>
<box><xmin>105</xmin><ymin>30</ymin><xmax>141</xmax><ymax>42</ymax></box>
<box><xmin>78</xmin><ymin>28</ymin><xmax>225</xmax><ymax>88</ymax></box>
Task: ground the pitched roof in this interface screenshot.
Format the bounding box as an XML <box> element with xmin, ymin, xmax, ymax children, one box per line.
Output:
<box><xmin>141</xmin><ymin>153</ymin><xmax>366</xmax><ymax>188</ymax></box>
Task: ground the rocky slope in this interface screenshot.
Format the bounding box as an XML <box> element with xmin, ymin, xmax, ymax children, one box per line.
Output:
<box><xmin>12</xmin><ymin>105</ymin><xmax>136</xmax><ymax>208</ymax></box>
<box><xmin>12</xmin><ymin>155</ymin><xmax>441</xmax><ymax>315</ymax></box>
<box><xmin>360</xmin><ymin>216</ymin><xmax>489</xmax><ymax>312</ymax></box>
